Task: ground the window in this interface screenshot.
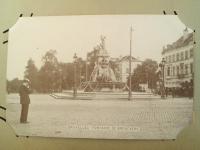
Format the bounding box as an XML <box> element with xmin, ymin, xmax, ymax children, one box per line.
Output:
<box><xmin>173</xmin><ymin>54</ymin><xmax>175</xmax><ymax>62</ymax></box>
<box><xmin>185</xmin><ymin>50</ymin><xmax>188</xmax><ymax>59</ymax></box>
<box><xmin>167</xmin><ymin>67</ymin><xmax>170</xmax><ymax>76</ymax></box>
<box><xmin>165</xmin><ymin>56</ymin><xmax>168</xmax><ymax>63</ymax></box>
<box><xmin>177</xmin><ymin>66</ymin><xmax>179</xmax><ymax>75</ymax></box>
<box><xmin>176</xmin><ymin>53</ymin><xmax>179</xmax><ymax>61</ymax></box>
<box><xmin>126</xmin><ymin>68</ymin><xmax>129</xmax><ymax>73</ymax></box>
<box><xmin>169</xmin><ymin>55</ymin><xmax>172</xmax><ymax>63</ymax></box>
<box><xmin>190</xmin><ymin>48</ymin><xmax>193</xmax><ymax>58</ymax></box>
<box><xmin>173</xmin><ymin>66</ymin><xmax>175</xmax><ymax>76</ymax></box>
<box><xmin>190</xmin><ymin>63</ymin><xmax>193</xmax><ymax>74</ymax></box>
<box><xmin>181</xmin><ymin>52</ymin><xmax>184</xmax><ymax>60</ymax></box>
<box><xmin>180</xmin><ymin>63</ymin><xmax>184</xmax><ymax>74</ymax></box>
<box><xmin>185</xmin><ymin>64</ymin><xmax>188</xmax><ymax>75</ymax></box>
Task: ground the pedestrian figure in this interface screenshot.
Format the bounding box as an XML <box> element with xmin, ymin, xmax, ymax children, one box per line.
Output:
<box><xmin>165</xmin><ymin>88</ymin><xmax>168</xmax><ymax>98</ymax></box>
<box><xmin>19</xmin><ymin>79</ymin><xmax>31</xmax><ymax>123</ymax></box>
<box><xmin>172</xmin><ymin>87</ymin><xmax>175</xmax><ymax>98</ymax></box>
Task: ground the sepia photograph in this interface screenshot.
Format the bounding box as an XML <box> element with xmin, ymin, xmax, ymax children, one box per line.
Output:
<box><xmin>6</xmin><ymin>15</ymin><xmax>194</xmax><ymax>139</ymax></box>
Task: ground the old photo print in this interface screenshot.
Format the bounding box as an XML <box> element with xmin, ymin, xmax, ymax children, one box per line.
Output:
<box><xmin>6</xmin><ymin>15</ymin><xmax>194</xmax><ymax>139</ymax></box>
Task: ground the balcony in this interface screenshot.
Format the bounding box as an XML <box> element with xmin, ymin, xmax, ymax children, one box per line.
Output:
<box><xmin>177</xmin><ymin>74</ymin><xmax>185</xmax><ymax>79</ymax></box>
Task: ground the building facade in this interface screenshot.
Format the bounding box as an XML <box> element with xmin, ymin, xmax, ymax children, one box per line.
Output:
<box><xmin>116</xmin><ymin>56</ymin><xmax>142</xmax><ymax>83</ymax></box>
<box><xmin>162</xmin><ymin>28</ymin><xmax>194</xmax><ymax>89</ymax></box>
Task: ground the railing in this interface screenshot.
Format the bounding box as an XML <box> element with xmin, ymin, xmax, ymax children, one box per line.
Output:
<box><xmin>177</xmin><ymin>74</ymin><xmax>185</xmax><ymax>79</ymax></box>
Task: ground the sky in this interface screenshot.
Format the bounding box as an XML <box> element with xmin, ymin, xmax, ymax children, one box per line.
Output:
<box><xmin>7</xmin><ymin>15</ymin><xmax>191</xmax><ymax>80</ymax></box>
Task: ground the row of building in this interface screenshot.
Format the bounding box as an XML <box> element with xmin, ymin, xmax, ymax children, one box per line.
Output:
<box><xmin>162</xmin><ymin>28</ymin><xmax>194</xmax><ymax>88</ymax></box>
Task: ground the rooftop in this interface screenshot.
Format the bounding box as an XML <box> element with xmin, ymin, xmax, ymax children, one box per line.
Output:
<box><xmin>119</xmin><ymin>55</ymin><xmax>142</xmax><ymax>62</ymax></box>
<box><xmin>162</xmin><ymin>28</ymin><xmax>194</xmax><ymax>54</ymax></box>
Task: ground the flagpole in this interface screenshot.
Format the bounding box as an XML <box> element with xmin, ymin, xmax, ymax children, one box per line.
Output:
<box><xmin>128</xmin><ymin>26</ymin><xmax>133</xmax><ymax>100</ymax></box>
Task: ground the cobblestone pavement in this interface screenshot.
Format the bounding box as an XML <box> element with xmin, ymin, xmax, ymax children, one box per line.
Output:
<box><xmin>6</xmin><ymin>94</ymin><xmax>193</xmax><ymax>139</ymax></box>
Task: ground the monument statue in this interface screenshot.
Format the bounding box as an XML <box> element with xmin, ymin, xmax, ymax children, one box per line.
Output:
<box><xmin>90</xmin><ymin>36</ymin><xmax>117</xmax><ymax>83</ymax></box>
<box><xmin>81</xmin><ymin>36</ymin><xmax>127</xmax><ymax>92</ymax></box>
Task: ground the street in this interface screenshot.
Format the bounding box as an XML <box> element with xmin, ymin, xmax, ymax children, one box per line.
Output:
<box><xmin>6</xmin><ymin>94</ymin><xmax>193</xmax><ymax>139</ymax></box>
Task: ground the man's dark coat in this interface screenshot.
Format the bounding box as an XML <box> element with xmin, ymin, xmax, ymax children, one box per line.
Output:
<box><xmin>19</xmin><ymin>84</ymin><xmax>30</xmax><ymax>104</ymax></box>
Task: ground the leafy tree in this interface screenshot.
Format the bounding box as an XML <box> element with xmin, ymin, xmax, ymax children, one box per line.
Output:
<box><xmin>38</xmin><ymin>50</ymin><xmax>60</xmax><ymax>93</ymax></box>
<box><xmin>128</xmin><ymin>59</ymin><xmax>159</xmax><ymax>91</ymax></box>
<box><xmin>7</xmin><ymin>78</ymin><xmax>22</xmax><ymax>93</ymax></box>
<box><xmin>59</xmin><ymin>62</ymin><xmax>74</xmax><ymax>90</ymax></box>
<box><xmin>24</xmin><ymin>58</ymin><xmax>38</xmax><ymax>92</ymax></box>
<box><xmin>8</xmin><ymin>50</ymin><xmax>88</xmax><ymax>93</ymax></box>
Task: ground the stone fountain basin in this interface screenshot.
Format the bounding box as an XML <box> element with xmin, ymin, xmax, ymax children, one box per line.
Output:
<box><xmin>50</xmin><ymin>91</ymin><xmax>160</xmax><ymax>100</ymax></box>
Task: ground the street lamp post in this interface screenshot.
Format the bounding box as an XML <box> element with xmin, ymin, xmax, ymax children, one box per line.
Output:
<box><xmin>86</xmin><ymin>53</ymin><xmax>88</xmax><ymax>82</ymax></box>
<box><xmin>85</xmin><ymin>61</ymin><xmax>87</xmax><ymax>82</ymax></box>
<box><xmin>73</xmin><ymin>53</ymin><xmax>78</xmax><ymax>99</ymax></box>
<box><xmin>59</xmin><ymin>68</ymin><xmax>62</xmax><ymax>92</ymax></box>
<box><xmin>128</xmin><ymin>26</ymin><xmax>133</xmax><ymax>100</ymax></box>
<box><xmin>159</xmin><ymin>58</ymin><xmax>166</xmax><ymax>99</ymax></box>
<box><xmin>79</xmin><ymin>64</ymin><xmax>82</xmax><ymax>86</ymax></box>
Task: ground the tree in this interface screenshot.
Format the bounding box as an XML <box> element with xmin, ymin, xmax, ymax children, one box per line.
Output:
<box><xmin>24</xmin><ymin>58</ymin><xmax>38</xmax><ymax>92</ymax></box>
<box><xmin>38</xmin><ymin>50</ymin><xmax>60</xmax><ymax>92</ymax></box>
<box><xmin>7</xmin><ymin>78</ymin><xmax>22</xmax><ymax>93</ymax></box>
<box><xmin>128</xmin><ymin>59</ymin><xmax>159</xmax><ymax>91</ymax></box>
<box><xmin>59</xmin><ymin>62</ymin><xmax>74</xmax><ymax>90</ymax></box>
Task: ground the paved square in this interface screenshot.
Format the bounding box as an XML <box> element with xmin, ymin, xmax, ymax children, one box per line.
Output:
<box><xmin>6</xmin><ymin>94</ymin><xmax>193</xmax><ymax>139</ymax></box>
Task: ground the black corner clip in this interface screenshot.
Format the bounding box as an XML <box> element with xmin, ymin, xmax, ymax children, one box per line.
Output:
<box><xmin>0</xmin><ymin>106</ymin><xmax>6</xmax><ymax>122</ymax></box>
<box><xmin>0</xmin><ymin>106</ymin><xmax>6</xmax><ymax>110</ymax></box>
<box><xmin>19</xmin><ymin>14</ymin><xmax>23</xmax><ymax>17</ymax></box>
<box><xmin>3</xmin><ymin>40</ymin><xmax>8</xmax><ymax>44</ymax></box>
<box><xmin>163</xmin><ymin>10</ymin><xmax>167</xmax><ymax>15</ymax></box>
<box><xmin>0</xmin><ymin>116</ymin><xmax>6</xmax><ymax>122</ymax></box>
<box><xmin>3</xmin><ymin>29</ymin><xmax>9</xmax><ymax>34</ymax></box>
<box><xmin>173</xmin><ymin>11</ymin><xmax>178</xmax><ymax>15</ymax></box>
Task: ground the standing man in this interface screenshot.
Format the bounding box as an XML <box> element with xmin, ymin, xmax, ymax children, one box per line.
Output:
<box><xmin>19</xmin><ymin>79</ymin><xmax>31</xmax><ymax>123</ymax></box>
